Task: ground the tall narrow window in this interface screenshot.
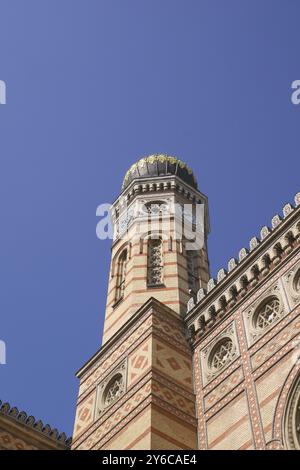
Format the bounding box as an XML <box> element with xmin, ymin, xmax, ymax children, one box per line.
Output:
<box><xmin>115</xmin><ymin>249</ymin><xmax>127</xmax><ymax>303</ymax></box>
<box><xmin>186</xmin><ymin>250</ymin><xmax>199</xmax><ymax>293</ymax></box>
<box><xmin>147</xmin><ymin>238</ymin><xmax>163</xmax><ymax>286</ymax></box>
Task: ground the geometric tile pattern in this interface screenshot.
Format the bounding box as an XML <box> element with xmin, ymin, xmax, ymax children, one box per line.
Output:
<box><xmin>79</xmin><ymin>315</ymin><xmax>153</xmax><ymax>396</ymax></box>
<box><xmin>204</xmin><ymin>367</ymin><xmax>244</xmax><ymax>410</ymax></box>
<box><xmin>128</xmin><ymin>339</ymin><xmax>151</xmax><ymax>387</ymax></box>
<box><xmin>235</xmin><ymin>312</ymin><xmax>266</xmax><ymax>449</ymax></box>
<box><xmin>76</xmin><ymin>381</ymin><xmax>152</xmax><ymax>449</ymax></box>
<box><xmin>75</xmin><ymin>374</ymin><xmax>197</xmax><ymax>450</ymax></box>
<box><xmin>193</xmin><ymin>249</ymin><xmax>300</xmax><ymax>450</ymax></box>
<box><xmin>73</xmin><ymin>299</ymin><xmax>198</xmax><ymax>450</ymax></box>
<box><xmin>73</xmin><ymin>392</ymin><xmax>96</xmax><ymax>439</ymax></box>
<box><xmin>206</xmin><ymin>392</ymin><xmax>252</xmax><ymax>450</ymax></box>
<box><xmin>152</xmin><ymin>316</ymin><xmax>189</xmax><ymax>351</ymax></box>
<box><xmin>251</xmin><ymin>314</ymin><xmax>300</xmax><ymax>370</ymax></box>
<box><xmin>151</xmin><ymin>380</ymin><xmax>195</xmax><ymax>417</ymax></box>
<box><xmin>0</xmin><ymin>430</ymin><xmax>37</xmax><ymax>450</ymax></box>
<box><xmin>153</xmin><ymin>339</ymin><xmax>193</xmax><ymax>390</ymax></box>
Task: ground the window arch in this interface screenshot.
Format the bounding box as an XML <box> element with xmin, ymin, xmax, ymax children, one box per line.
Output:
<box><xmin>115</xmin><ymin>249</ymin><xmax>127</xmax><ymax>302</ymax></box>
<box><xmin>208</xmin><ymin>337</ymin><xmax>235</xmax><ymax>373</ymax></box>
<box><xmin>293</xmin><ymin>269</ymin><xmax>300</xmax><ymax>293</ymax></box>
<box><xmin>147</xmin><ymin>238</ymin><xmax>164</xmax><ymax>286</ymax></box>
<box><xmin>102</xmin><ymin>373</ymin><xmax>125</xmax><ymax>408</ymax></box>
<box><xmin>284</xmin><ymin>373</ymin><xmax>300</xmax><ymax>450</ymax></box>
<box><xmin>253</xmin><ymin>296</ymin><xmax>282</xmax><ymax>330</ymax></box>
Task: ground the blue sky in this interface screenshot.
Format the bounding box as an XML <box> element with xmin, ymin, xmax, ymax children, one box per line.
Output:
<box><xmin>0</xmin><ymin>0</ymin><xmax>299</xmax><ymax>436</ymax></box>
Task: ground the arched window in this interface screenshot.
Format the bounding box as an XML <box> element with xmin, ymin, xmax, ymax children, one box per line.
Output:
<box><xmin>103</xmin><ymin>373</ymin><xmax>124</xmax><ymax>408</ymax></box>
<box><xmin>115</xmin><ymin>249</ymin><xmax>127</xmax><ymax>302</ymax></box>
<box><xmin>284</xmin><ymin>373</ymin><xmax>300</xmax><ymax>450</ymax></box>
<box><xmin>147</xmin><ymin>238</ymin><xmax>163</xmax><ymax>286</ymax></box>
<box><xmin>294</xmin><ymin>269</ymin><xmax>300</xmax><ymax>293</ymax></box>
<box><xmin>253</xmin><ymin>296</ymin><xmax>282</xmax><ymax>330</ymax></box>
<box><xmin>208</xmin><ymin>338</ymin><xmax>235</xmax><ymax>373</ymax></box>
<box><xmin>186</xmin><ymin>250</ymin><xmax>199</xmax><ymax>293</ymax></box>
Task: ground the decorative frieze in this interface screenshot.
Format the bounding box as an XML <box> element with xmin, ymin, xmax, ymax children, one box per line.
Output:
<box><xmin>186</xmin><ymin>191</ymin><xmax>300</xmax><ymax>338</ymax></box>
<box><xmin>282</xmin><ymin>260</ymin><xmax>300</xmax><ymax>309</ymax></box>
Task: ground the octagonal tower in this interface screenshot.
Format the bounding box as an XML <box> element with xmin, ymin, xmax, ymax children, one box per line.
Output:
<box><xmin>72</xmin><ymin>154</ymin><xmax>210</xmax><ymax>450</ymax></box>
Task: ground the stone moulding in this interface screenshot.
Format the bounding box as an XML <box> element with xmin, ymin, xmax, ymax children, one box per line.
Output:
<box><xmin>186</xmin><ymin>191</ymin><xmax>300</xmax><ymax>315</ymax></box>
<box><xmin>0</xmin><ymin>400</ymin><xmax>72</xmax><ymax>447</ymax></box>
<box><xmin>186</xmin><ymin>191</ymin><xmax>300</xmax><ymax>341</ymax></box>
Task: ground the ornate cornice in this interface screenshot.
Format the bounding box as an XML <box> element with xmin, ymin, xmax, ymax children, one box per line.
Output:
<box><xmin>185</xmin><ymin>191</ymin><xmax>300</xmax><ymax>341</ymax></box>
<box><xmin>0</xmin><ymin>400</ymin><xmax>71</xmax><ymax>448</ymax></box>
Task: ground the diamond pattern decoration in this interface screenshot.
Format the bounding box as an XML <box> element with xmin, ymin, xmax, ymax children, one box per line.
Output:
<box><xmin>0</xmin><ymin>431</ymin><xmax>36</xmax><ymax>450</ymax></box>
<box><xmin>154</xmin><ymin>340</ymin><xmax>192</xmax><ymax>387</ymax></box>
<box><xmin>74</xmin><ymin>394</ymin><xmax>96</xmax><ymax>438</ymax></box>
<box><xmin>128</xmin><ymin>342</ymin><xmax>150</xmax><ymax>385</ymax></box>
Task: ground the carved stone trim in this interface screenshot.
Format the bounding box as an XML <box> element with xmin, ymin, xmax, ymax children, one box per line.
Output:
<box><xmin>242</xmin><ymin>280</ymin><xmax>288</xmax><ymax>346</ymax></box>
<box><xmin>199</xmin><ymin>322</ymin><xmax>239</xmax><ymax>386</ymax></box>
<box><xmin>282</xmin><ymin>259</ymin><xmax>300</xmax><ymax>309</ymax></box>
<box><xmin>96</xmin><ymin>359</ymin><xmax>127</xmax><ymax>418</ymax></box>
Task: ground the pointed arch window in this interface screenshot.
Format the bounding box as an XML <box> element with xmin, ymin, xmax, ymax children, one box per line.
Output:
<box><xmin>115</xmin><ymin>249</ymin><xmax>127</xmax><ymax>303</ymax></box>
<box><xmin>147</xmin><ymin>238</ymin><xmax>164</xmax><ymax>287</ymax></box>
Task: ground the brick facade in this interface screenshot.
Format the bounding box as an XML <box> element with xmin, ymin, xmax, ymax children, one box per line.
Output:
<box><xmin>72</xmin><ymin>155</ymin><xmax>300</xmax><ymax>450</ymax></box>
